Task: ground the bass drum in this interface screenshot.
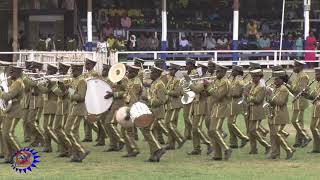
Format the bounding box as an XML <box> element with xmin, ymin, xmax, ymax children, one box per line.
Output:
<box><xmin>130</xmin><ymin>102</ymin><xmax>154</xmax><ymax>128</ymax></box>
<box><xmin>85</xmin><ymin>78</ymin><xmax>113</xmax><ymax>115</ymax></box>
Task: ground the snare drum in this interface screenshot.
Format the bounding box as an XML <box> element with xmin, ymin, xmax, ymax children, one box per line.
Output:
<box><xmin>115</xmin><ymin>106</ymin><xmax>133</xmax><ymax>128</ymax></box>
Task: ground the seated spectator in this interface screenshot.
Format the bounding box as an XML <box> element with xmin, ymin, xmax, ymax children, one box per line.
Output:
<box><xmin>147</xmin><ymin>34</ymin><xmax>159</xmax><ymax>51</ymax></box>
<box><xmin>216</xmin><ymin>35</ymin><xmax>228</xmax><ymax>49</ymax></box>
<box><xmin>282</xmin><ymin>34</ymin><xmax>294</xmax><ymax>50</ymax></box>
<box><xmin>102</xmin><ymin>23</ymin><xmax>114</xmax><ymax>39</ymax></box>
<box><xmin>295</xmin><ymin>33</ymin><xmax>304</xmax><ymax>59</ymax></box>
<box><xmin>127</xmin><ymin>34</ymin><xmax>137</xmax><ymax>51</ymax></box>
<box><xmin>192</xmin><ymin>34</ymin><xmax>203</xmax><ymax>50</ymax></box>
<box><xmin>107</xmin><ymin>34</ymin><xmax>117</xmax><ymax>50</ymax></box>
<box><xmin>121</xmin><ymin>12</ymin><xmax>132</xmax><ymax>29</ymax></box>
<box><xmin>271</xmin><ymin>35</ymin><xmax>280</xmax><ymax>50</ymax></box>
<box><xmin>203</xmin><ymin>33</ymin><xmax>216</xmax><ymax>50</ymax></box>
<box><xmin>261</xmin><ymin>21</ymin><xmax>270</xmax><ymax>35</ymax></box>
<box><xmin>137</xmin><ymin>33</ymin><xmax>147</xmax><ymax>50</ymax></box>
<box><xmin>179</xmin><ymin>36</ymin><xmax>190</xmax><ymax>50</ymax></box>
<box><xmin>97</xmin><ymin>37</ymin><xmax>108</xmax><ymax>53</ymax></box>
<box><xmin>258</xmin><ymin>34</ymin><xmax>271</xmax><ymax>49</ymax></box>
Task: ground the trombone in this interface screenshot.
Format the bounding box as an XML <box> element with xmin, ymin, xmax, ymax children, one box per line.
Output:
<box><xmin>292</xmin><ymin>79</ymin><xmax>315</xmax><ymax>103</ymax></box>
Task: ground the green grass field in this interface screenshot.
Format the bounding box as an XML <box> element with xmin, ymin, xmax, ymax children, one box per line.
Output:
<box><xmin>1</xmin><ymin>72</ymin><xmax>320</xmax><ymax>180</ymax></box>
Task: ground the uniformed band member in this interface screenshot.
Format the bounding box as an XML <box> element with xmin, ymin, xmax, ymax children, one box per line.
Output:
<box><xmin>65</xmin><ymin>64</ymin><xmax>90</xmax><ymax>162</ymax></box>
<box><xmin>152</xmin><ymin>58</ymin><xmax>169</xmax><ymax>144</ymax></box>
<box><xmin>289</xmin><ymin>60</ymin><xmax>312</xmax><ymax>148</ymax></box>
<box><xmin>52</xmin><ymin>63</ymin><xmax>72</xmax><ymax>157</ymax></box>
<box><xmin>228</xmin><ymin>65</ymin><xmax>249</xmax><ymax>149</ymax></box>
<box><xmin>102</xmin><ymin>64</ymin><xmax>125</xmax><ymax>152</ymax></box>
<box><xmin>188</xmin><ymin>63</ymin><xmax>212</xmax><ymax>155</ymax></box>
<box><xmin>247</xmin><ymin>62</ymin><xmax>269</xmax><ymax>138</ymax></box>
<box><xmin>205</xmin><ymin>61</ymin><xmax>216</xmax><ymax>130</ymax></box>
<box><xmin>121</xmin><ymin>65</ymin><xmax>141</xmax><ymax>157</ymax></box>
<box><xmin>133</xmin><ymin>58</ymin><xmax>145</xmax><ymax>140</ymax></box>
<box><xmin>39</xmin><ymin>64</ymin><xmax>60</xmax><ymax>152</ymax></box>
<box><xmin>304</xmin><ymin>67</ymin><xmax>320</xmax><ymax>153</ymax></box>
<box><xmin>244</xmin><ymin>69</ymin><xmax>271</xmax><ymax>155</ymax></box>
<box><xmin>266</xmin><ymin>71</ymin><xmax>295</xmax><ymax>159</ymax></box>
<box><xmin>142</xmin><ymin>66</ymin><xmax>167</xmax><ymax>162</ymax></box>
<box><xmin>183</xmin><ymin>58</ymin><xmax>197</xmax><ymax>140</ymax></box>
<box><xmin>164</xmin><ymin>63</ymin><xmax>185</xmax><ymax>150</ymax></box>
<box><xmin>23</xmin><ymin>61</ymin><xmax>45</xmax><ymax>147</ymax></box>
<box><xmin>1</xmin><ymin>66</ymin><xmax>24</xmax><ymax>163</ymax></box>
<box><xmin>206</xmin><ymin>64</ymin><xmax>232</xmax><ymax>160</ymax></box>
<box><xmin>269</xmin><ymin>65</ymin><xmax>290</xmax><ymax>138</ymax></box>
<box><xmin>82</xmin><ymin>58</ymin><xmax>99</xmax><ymax>142</ymax></box>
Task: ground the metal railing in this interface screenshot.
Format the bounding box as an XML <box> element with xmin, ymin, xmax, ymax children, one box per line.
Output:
<box><xmin>113</xmin><ymin>50</ymin><xmax>320</xmax><ymax>67</ymax></box>
<box><xmin>0</xmin><ymin>51</ymin><xmax>108</xmax><ymax>72</ymax></box>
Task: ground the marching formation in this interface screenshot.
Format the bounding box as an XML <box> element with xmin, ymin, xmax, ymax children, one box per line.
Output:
<box><xmin>0</xmin><ymin>58</ymin><xmax>320</xmax><ymax>163</ymax></box>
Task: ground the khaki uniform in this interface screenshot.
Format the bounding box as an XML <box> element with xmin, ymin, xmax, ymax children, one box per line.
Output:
<box><xmin>268</xmin><ymin>85</ymin><xmax>293</xmax><ymax>158</ymax></box>
<box><xmin>101</xmin><ymin>77</ymin><xmax>125</xmax><ymax>149</ymax></box>
<box><xmin>306</xmin><ymin>82</ymin><xmax>320</xmax><ymax>152</ymax></box>
<box><xmin>165</xmin><ymin>75</ymin><xmax>184</xmax><ymax>148</ymax></box>
<box><xmin>247</xmin><ymin>83</ymin><xmax>270</xmax><ymax>153</ymax></box>
<box><xmin>146</xmin><ymin>78</ymin><xmax>166</xmax><ymax>154</ymax></box>
<box><xmin>52</xmin><ymin>79</ymin><xmax>72</xmax><ymax>155</ymax></box>
<box><xmin>22</xmin><ymin>75</ymin><xmax>45</xmax><ymax>146</ymax></box>
<box><xmin>153</xmin><ymin>72</ymin><xmax>169</xmax><ymax>143</ymax></box>
<box><xmin>39</xmin><ymin>80</ymin><xmax>59</xmax><ymax>151</ymax></box>
<box><xmin>244</xmin><ymin>78</ymin><xmax>269</xmax><ymax>137</ymax></box>
<box><xmin>65</xmin><ymin>76</ymin><xmax>88</xmax><ymax>160</ymax></box>
<box><xmin>205</xmin><ymin>73</ymin><xmax>215</xmax><ymax>130</ymax></box>
<box><xmin>1</xmin><ymin>78</ymin><xmax>24</xmax><ymax>161</ymax></box>
<box><xmin>0</xmin><ymin>112</ymin><xmax>4</xmax><ymax>157</ymax></box>
<box><xmin>289</xmin><ymin>71</ymin><xmax>311</xmax><ymax>145</ymax></box>
<box><xmin>207</xmin><ymin>77</ymin><xmax>230</xmax><ymax>158</ymax></box>
<box><xmin>183</xmin><ymin>69</ymin><xmax>197</xmax><ymax>139</ymax></box>
<box><xmin>122</xmin><ymin>76</ymin><xmax>142</xmax><ymax>154</ymax></box>
<box><xmin>189</xmin><ymin>79</ymin><xmax>211</xmax><ymax>152</ymax></box>
<box><xmin>228</xmin><ymin>76</ymin><xmax>249</xmax><ymax>146</ymax></box>
<box><xmin>82</xmin><ymin>70</ymin><xmax>99</xmax><ymax>141</ymax></box>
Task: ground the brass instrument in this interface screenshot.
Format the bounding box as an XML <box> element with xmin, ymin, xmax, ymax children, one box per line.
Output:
<box><xmin>263</xmin><ymin>85</ymin><xmax>275</xmax><ymax>119</ymax></box>
<box><xmin>0</xmin><ymin>73</ymin><xmax>12</xmax><ymax>112</ymax></box>
<box><xmin>108</xmin><ymin>63</ymin><xmax>126</xmax><ymax>83</ymax></box>
<box><xmin>312</xmin><ymin>93</ymin><xmax>320</xmax><ymax>104</ymax></box>
<box><xmin>292</xmin><ymin>79</ymin><xmax>315</xmax><ymax>103</ymax></box>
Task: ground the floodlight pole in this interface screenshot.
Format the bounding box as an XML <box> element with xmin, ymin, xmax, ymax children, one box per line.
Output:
<box><xmin>161</xmin><ymin>0</ymin><xmax>167</xmax><ymax>51</ymax></box>
<box><xmin>304</xmin><ymin>0</ymin><xmax>311</xmax><ymax>39</ymax></box>
<box><xmin>232</xmin><ymin>0</ymin><xmax>239</xmax><ymax>64</ymax></box>
<box><xmin>87</xmin><ymin>0</ymin><xmax>93</xmax><ymax>51</ymax></box>
<box><xmin>12</xmin><ymin>0</ymin><xmax>18</xmax><ymax>62</ymax></box>
<box><xmin>279</xmin><ymin>0</ymin><xmax>286</xmax><ymax>61</ymax></box>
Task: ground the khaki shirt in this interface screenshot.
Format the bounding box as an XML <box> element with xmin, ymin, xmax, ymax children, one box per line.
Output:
<box><xmin>228</xmin><ymin>75</ymin><xmax>244</xmax><ymax>116</ymax></box>
<box><xmin>105</xmin><ymin>76</ymin><xmax>127</xmax><ymax>110</ymax></box>
<box><xmin>149</xmin><ymin>78</ymin><xmax>166</xmax><ymax>119</ymax></box>
<box><xmin>207</xmin><ymin>76</ymin><xmax>230</xmax><ymax>118</ymax></box>
<box><xmin>52</xmin><ymin>79</ymin><xmax>71</xmax><ymax>115</ymax></box>
<box><xmin>248</xmin><ymin>83</ymin><xmax>265</xmax><ymax>121</ymax></box>
<box><xmin>289</xmin><ymin>71</ymin><xmax>309</xmax><ymax>110</ymax></box>
<box><xmin>1</xmin><ymin>78</ymin><xmax>24</xmax><ymax>118</ymax></box>
<box><xmin>69</xmin><ymin>76</ymin><xmax>87</xmax><ymax>116</ymax></box>
<box><xmin>269</xmin><ymin>85</ymin><xmax>290</xmax><ymax>124</ymax></box>
<box><xmin>307</xmin><ymin>82</ymin><xmax>320</xmax><ymax>118</ymax></box>
<box><xmin>39</xmin><ymin>81</ymin><xmax>58</xmax><ymax>115</ymax></box>
<box><xmin>124</xmin><ymin>76</ymin><xmax>142</xmax><ymax>106</ymax></box>
<box><xmin>166</xmin><ymin>75</ymin><xmax>182</xmax><ymax>110</ymax></box>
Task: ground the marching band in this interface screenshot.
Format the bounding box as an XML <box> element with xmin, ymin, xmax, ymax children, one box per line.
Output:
<box><xmin>1</xmin><ymin>58</ymin><xmax>320</xmax><ymax>163</ymax></box>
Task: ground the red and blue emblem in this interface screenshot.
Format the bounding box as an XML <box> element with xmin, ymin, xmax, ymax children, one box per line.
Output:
<box><xmin>11</xmin><ymin>147</ymin><xmax>41</xmax><ymax>173</ymax></box>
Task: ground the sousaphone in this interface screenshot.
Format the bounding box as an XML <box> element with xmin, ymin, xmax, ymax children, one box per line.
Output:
<box><xmin>108</xmin><ymin>63</ymin><xmax>126</xmax><ymax>83</ymax></box>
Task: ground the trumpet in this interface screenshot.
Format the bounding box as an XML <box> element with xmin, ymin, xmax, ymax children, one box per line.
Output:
<box><xmin>292</xmin><ymin>79</ymin><xmax>315</xmax><ymax>103</ymax></box>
